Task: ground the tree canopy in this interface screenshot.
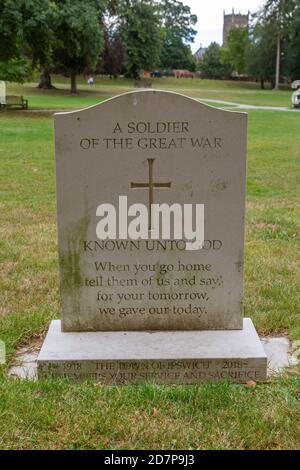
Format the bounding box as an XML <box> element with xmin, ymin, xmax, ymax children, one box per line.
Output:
<box><xmin>0</xmin><ymin>0</ymin><xmax>199</xmax><ymax>86</ymax></box>
<box><xmin>224</xmin><ymin>27</ymin><xmax>249</xmax><ymax>75</ymax></box>
<box><xmin>0</xmin><ymin>0</ymin><xmax>52</xmax><ymax>82</ymax></box>
<box><xmin>52</xmin><ymin>0</ymin><xmax>106</xmax><ymax>92</ymax></box>
<box><xmin>246</xmin><ymin>21</ymin><xmax>277</xmax><ymax>88</ymax></box>
<box><xmin>118</xmin><ymin>0</ymin><xmax>163</xmax><ymax>79</ymax></box>
<box><xmin>198</xmin><ymin>0</ymin><xmax>300</xmax><ymax>88</ymax></box>
<box><xmin>159</xmin><ymin>0</ymin><xmax>197</xmax><ymax>69</ymax></box>
<box><xmin>199</xmin><ymin>43</ymin><xmax>232</xmax><ymax>79</ymax></box>
<box><xmin>1</xmin><ymin>0</ymin><xmax>300</xmax><ymax>90</ymax></box>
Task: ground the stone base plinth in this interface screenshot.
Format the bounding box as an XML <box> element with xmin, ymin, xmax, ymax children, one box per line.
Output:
<box><xmin>37</xmin><ymin>319</ymin><xmax>267</xmax><ymax>384</ymax></box>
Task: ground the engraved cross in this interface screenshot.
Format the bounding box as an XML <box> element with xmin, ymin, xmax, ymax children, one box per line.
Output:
<box><xmin>131</xmin><ymin>158</ymin><xmax>171</xmax><ymax>229</ymax></box>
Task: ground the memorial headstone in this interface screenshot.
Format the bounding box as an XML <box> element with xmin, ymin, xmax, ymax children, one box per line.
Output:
<box><xmin>38</xmin><ymin>90</ymin><xmax>267</xmax><ymax>383</ymax></box>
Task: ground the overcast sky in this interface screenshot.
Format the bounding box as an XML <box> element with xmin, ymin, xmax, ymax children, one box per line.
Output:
<box><xmin>184</xmin><ymin>0</ymin><xmax>264</xmax><ymax>51</ymax></box>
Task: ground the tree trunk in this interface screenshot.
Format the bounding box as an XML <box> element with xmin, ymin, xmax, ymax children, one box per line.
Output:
<box><xmin>274</xmin><ymin>35</ymin><xmax>280</xmax><ymax>90</ymax></box>
<box><xmin>38</xmin><ymin>67</ymin><xmax>55</xmax><ymax>89</ymax></box>
<box><xmin>70</xmin><ymin>73</ymin><xmax>77</xmax><ymax>93</ymax></box>
<box><xmin>260</xmin><ymin>79</ymin><xmax>265</xmax><ymax>90</ymax></box>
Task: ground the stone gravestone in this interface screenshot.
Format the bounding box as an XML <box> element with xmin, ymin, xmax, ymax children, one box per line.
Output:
<box><xmin>38</xmin><ymin>90</ymin><xmax>267</xmax><ymax>383</ymax></box>
<box><xmin>0</xmin><ymin>81</ymin><xmax>6</xmax><ymax>106</ymax></box>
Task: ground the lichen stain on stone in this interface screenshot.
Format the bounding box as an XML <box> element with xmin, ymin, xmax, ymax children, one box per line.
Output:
<box><xmin>235</xmin><ymin>260</ymin><xmax>243</xmax><ymax>273</ymax></box>
<box><xmin>210</xmin><ymin>179</ymin><xmax>229</xmax><ymax>192</ymax></box>
<box><xmin>235</xmin><ymin>252</ymin><xmax>243</xmax><ymax>273</ymax></box>
<box><xmin>59</xmin><ymin>215</ymin><xmax>90</xmax><ymax>317</ymax></box>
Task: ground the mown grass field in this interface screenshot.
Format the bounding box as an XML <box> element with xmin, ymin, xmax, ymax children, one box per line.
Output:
<box><xmin>6</xmin><ymin>74</ymin><xmax>293</xmax><ymax>108</ymax></box>
<box><xmin>0</xmin><ymin>77</ymin><xmax>299</xmax><ymax>449</ymax></box>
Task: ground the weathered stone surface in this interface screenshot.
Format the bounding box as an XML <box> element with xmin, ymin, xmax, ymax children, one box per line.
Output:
<box><xmin>55</xmin><ymin>91</ymin><xmax>247</xmax><ymax>331</ymax></box>
<box><xmin>37</xmin><ymin>319</ymin><xmax>267</xmax><ymax>384</ymax></box>
<box><xmin>12</xmin><ymin>333</ymin><xmax>298</xmax><ymax>381</ymax></box>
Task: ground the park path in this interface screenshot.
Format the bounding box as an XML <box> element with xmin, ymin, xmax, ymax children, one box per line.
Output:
<box><xmin>199</xmin><ymin>98</ymin><xmax>299</xmax><ymax>112</ymax></box>
<box><xmin>9</xmin><ymin>97</ymin><xmax>299</xmax><ymax>114</ymax></box>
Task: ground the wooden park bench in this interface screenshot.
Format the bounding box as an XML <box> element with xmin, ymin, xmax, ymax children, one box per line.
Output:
<box><xmin>3</xmin><ymin>95</ymin><xmax>28</xmax><ymax>110</ymax></box>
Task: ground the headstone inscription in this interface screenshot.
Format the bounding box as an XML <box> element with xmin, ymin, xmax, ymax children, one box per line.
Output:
<box><xmin>37</xmin><ymin>90</ymin><xmax>267</xmax><ymax>384</ymax></box>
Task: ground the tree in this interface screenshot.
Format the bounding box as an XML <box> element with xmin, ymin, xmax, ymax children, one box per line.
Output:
<box><xmin>259</xmin><ymin>0</ymin><xmax>296</xmax><ymax>89</ymax></box>
<box><xmin>158</xmin><ymin>0</ymin><xmax>197</xmax><ymax>69</ymax></box>
<box><xmin>21</xmin><ymin>0</ymin><xmax>56</xmax><ymax>89</ymax></box>
<box><xmin>0</xmin><ymin>57</ymin><xmax>31</xmax><ymax>82</ymax></box>
<box><xmin>0</xmin><ymin>0</ymin><xmax>51</xmax><ymax>83</ymax></box>
<box><xmin>101</xmin><ymin>30</ymin><xmax>124</xmax><ymax>78</ymax></box>
<box><xmin>0</xmin><ymin>0</ymin><xmax>56</xmax><ymax>85</ymax></box>
<box><xmin>52</xmin><ymin>0</ymin><xmax>106</xmax><ymax>93</ymax></box>
<box><xmin>160</xmin><ymin>36</ymin><xmax>195</xmax><ymax>70</ymax></box>
<box><xmin>284</xmin><ymin>3</ymin><xmax>300</xmax><ymax>80</ymax></box>
<box><xmin>199</xmin><ymin>42</ymin><xmax>232</xmax><ymax>79</ymax></box>
<box><xmin>119</xmin><ymin>0</ymin><xmax>163</xmax><ymax>79</ymax></box>
<box><xmin>246</xmin><ymin>21</ymin><xmax>277</xmax><ymax>89</ymax></box>
<box><xmin>224</xmin><ymin>27</ymin><xmax>249</xmax><ymax>75</ymax></box>
<box><xmin>0</xmin><ymin>0</ymin><xmax>20</xmax><ymax>64</ymax></box>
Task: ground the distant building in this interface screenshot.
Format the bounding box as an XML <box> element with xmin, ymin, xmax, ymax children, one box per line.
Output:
<box><xmin>194</xmin><ymin>45</ymin><xmax>207</xmax><ymax>61</ymax></box>
<box><xmin>223</xmin><ymin>8</ymin><xmax>249</xmax><ymax>47</ymax></box>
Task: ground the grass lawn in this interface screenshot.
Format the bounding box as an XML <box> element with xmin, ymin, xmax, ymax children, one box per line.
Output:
<box><xmin>0</xmin><ymin>78</ymin><xmax>299</xmax><ymax>450</ymax></box>
<box><xmin>5</xmin><ymin>74</ymin><xmax>293</xmax><ymax>108</ymax></box>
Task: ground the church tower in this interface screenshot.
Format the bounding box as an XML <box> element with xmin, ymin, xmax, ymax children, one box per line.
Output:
<box><xmin>223</xmin><ymin>8</ymin><xmax>249</xmax><ymax>47</ymax></box>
